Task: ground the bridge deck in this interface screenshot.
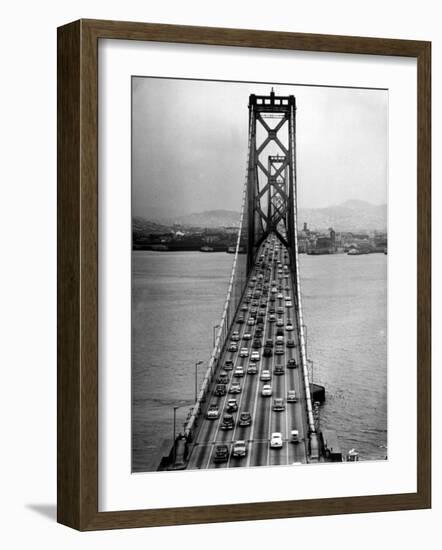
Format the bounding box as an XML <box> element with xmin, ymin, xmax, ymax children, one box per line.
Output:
<box><xmin>186</xmin><ymin>236</ymin><xmax>309</xmax><ymax>469</ymax></box>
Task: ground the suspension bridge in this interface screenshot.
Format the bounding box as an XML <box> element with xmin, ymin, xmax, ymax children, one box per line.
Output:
<box><xmin>160</xmin><ymin>90</ymin><xmax>325</xmax><ymax>470</ymax></box>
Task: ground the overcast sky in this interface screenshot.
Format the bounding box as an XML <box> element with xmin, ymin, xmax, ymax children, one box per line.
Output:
<box><xmin>132</xmin><ymin>77</ymin><xmax>387</xmax><ymax>219</ymax></box>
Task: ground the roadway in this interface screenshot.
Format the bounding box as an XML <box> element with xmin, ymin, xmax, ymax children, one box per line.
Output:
<box><xmin>186</xmin><ymin>235</ymin><xmax>309</xmax><ymax>469</ymax></box>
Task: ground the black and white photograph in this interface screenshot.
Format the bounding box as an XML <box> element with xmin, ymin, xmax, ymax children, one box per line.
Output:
<box><xmin>131</xmin><ymin>76</ymin><xmax>388</xmax><ymax>473</ymax></box>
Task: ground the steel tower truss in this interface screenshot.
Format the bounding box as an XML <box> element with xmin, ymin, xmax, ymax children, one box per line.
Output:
<box><xmin>247</xmin><ymin>90</ymin><xmax>297</xmax><ymax>273</ymax></box>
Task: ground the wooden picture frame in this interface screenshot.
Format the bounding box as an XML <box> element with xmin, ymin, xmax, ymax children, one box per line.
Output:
<box><xmin>57</xmin><ymin>19</ymin><xmax>431</xmax><ymax>531</ymax></box>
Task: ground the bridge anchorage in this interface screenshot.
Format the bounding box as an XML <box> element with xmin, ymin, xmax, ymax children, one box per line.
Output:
<box><xmin>159</xmin><ymin>90</ymin><xmax>326</xmax><ymax>471</ymax></box>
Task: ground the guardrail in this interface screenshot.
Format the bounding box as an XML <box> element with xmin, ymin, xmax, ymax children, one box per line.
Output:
<box><xmin>289</xmin><ymin>107</ymin><xmax>317</xmax><ymax>456</ymax></box>
<box><xmin>183</xmin><ymin>119</ymin><xmax>253</xmax><ymax>441</ymax></box>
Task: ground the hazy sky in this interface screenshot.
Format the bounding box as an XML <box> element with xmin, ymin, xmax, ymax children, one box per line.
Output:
<box><xmin>132</xmin><ymin>77</ymin><xmax>387</xmax><ymax>219</ymax></box>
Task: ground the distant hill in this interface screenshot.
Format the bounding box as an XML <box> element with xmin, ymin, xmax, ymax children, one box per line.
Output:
<box><xmin>133</xmin><ymin>216</ymin><xmax>171</xmax><ymax>234</ymax></box>
<box><xmin>161</xmin><ymin>209</ymin><xmax>241</xmax><ymax>228</ymax></box>
<box><xmin>298</xmin><ymin>200</ymin><xmax>387</xmax><ymax>232</ymax></box>
<box><xmin>136</xmin><ymin>201</ymin><xmax>387</xmax><ymax>232</ymax></box>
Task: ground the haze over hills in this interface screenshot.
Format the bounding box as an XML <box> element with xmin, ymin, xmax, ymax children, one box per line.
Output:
<box><xmin>140</xmin><ymin>200</ymin><xmax>387</xmax><ymax>232</ymax></box>
<box><xmin>298</xmin><ymin>200</ymin><xmax>387</xmax><ymax>232</ymax></box>
<box><xmin>159</xmin><ymin>209</ymin><xmax>241</xmax><ymax>228</ymax></box>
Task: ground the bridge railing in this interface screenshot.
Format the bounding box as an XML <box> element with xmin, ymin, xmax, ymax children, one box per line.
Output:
<box><xmin>183</xmin><ymin>186</ymin><xmax>247</xmax><ymax>440</ymax></box>
<box><xmin>183</xmin><ymin>121</ymin><xmax>253</xmax><ymax>441</ymax></box>
<box><xmin>289</xmin><ymin>107</ymin><xmax>319</xmax><ymax>460</ymax></box>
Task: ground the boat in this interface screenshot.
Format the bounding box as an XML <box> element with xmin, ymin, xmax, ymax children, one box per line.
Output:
<box><xmin>200</xmin><ymin>245</ymin><xmax>215</xmax><ymax>252</ymax></box>
<box><xmin>347</xmin><ymin>248</ymin><xmax>369</xmax><ymax>256</ymax></box>
<box><xmin>321</xmin><ymin>429</ymin><xmax>342</xmax><ymax>462</ymax></box>
<box><xmin>346</xmin><ymin>448</ymin><xmax>359</xmax><ymax>462</ymax></box>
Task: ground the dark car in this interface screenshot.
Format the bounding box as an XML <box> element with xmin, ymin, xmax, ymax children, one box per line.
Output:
<box><xmin>220</xmin><ymin>414</ymin><xmax>234</xmax><ymax>430</ymax></box>
<box><xmin>263</xmin><ymin>347</ymin><xmax>273</xmax><ymax>357</ymax></box>
<box><xmin>214</xmin><ymin>384</ymin><xmax>227</xmax><ymax>396</ymax></box>
<box><xmin>265</xmin><ymin>339</ymin><xmax>274</xmax><ymax>348</ymax></box>
<box><xmin>286</xmin><ymin>340</ymin><xmax>295</xmax><ymax>348</ymax></box>
<box><xmin>214</xmin><ymin>444</ymin><xmax>229</xmax><ymax>463</ymax></box>
<box><xmin>287</xmin><ymin>358</ymin><xmax>298</xmax><ymax>369</ymax></box>
<box><xmin>253</xmin><ymin>339</ymin><xmax>262</xmax><ymax>349</ymax></box>
<box><xmin>239</xmin><ymin>411</ymin><xmax>252</xmax><ymax>426</ymax></box>
<box><xmin>224</xmin><ymin>359</ymin><xmax>234</xmax><ymax>371</ymax></box>
<box><xmin>237</xmin><ymin>317</ymin><xmax>245</xmax><ymax>324</ymax></box>
<box><xmin>256</xmin><ymin>317</ymin><xmax>264</xmax><ymax>325</ymax></box>
<box><xmin>274</xmin><ymin>364</ymin><xmax>285</xmax><ymax>375</ymax></box>
<box><xmin>217</xmin><ymin>373</ymin><xmax>229</xmax><ymax>384</ymax></box>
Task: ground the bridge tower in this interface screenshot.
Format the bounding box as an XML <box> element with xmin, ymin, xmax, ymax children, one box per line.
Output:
<box><xmin>246</xmin><ymin>89</ymin><xmax>297</xmax><ymax>273</ymax></box>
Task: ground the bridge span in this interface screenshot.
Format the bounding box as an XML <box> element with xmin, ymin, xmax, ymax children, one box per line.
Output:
<box><xmin>187</xmin><ymin>235</ymin><xmax>309</xmax><ymax>469</ymax></box>
<box><xmin>159</xmin><ymin>90</ymin><xmax>323</xmax><ymax>471</ymax></box>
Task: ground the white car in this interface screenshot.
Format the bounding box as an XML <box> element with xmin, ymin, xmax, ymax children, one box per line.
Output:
<box><xmin>229</xmin><ymin>382</ymin><xmax>242</xmax><ymax>394</ymax></box>
<box><xmin>247</xmin><ymin>318</ymin><xmax>256</xmax><ymax>326</ymax></box>
<box><xmin>260</xmin><ymin>369</ymin><xmax>271</xmax><ymax>381</ymax></box>
<box><xmin>286</xmin><ymin>323</ymin><xmax>294</xmax><ymax>331</ymax></box>
<box><xmin>250</xmin><ymin>351</ymin><xmax>260</xmax><ymax>362</ymax></box>
<box><xmin>277</xmin><ymin>293</ymin><xmax>284</xmax><ymax>299</ymax></box>
<box><xmin>285</xmin><ymin>301</ymin><xmax>293</xmax><ymax>308</ymax></box>
<box><xmin>270</xmin><ymin>432</ymin><xmax>283</xmax><ymax>448</ymax></box>
<box><xmin>261</xmin><ymin>384</ymin><xmax>272</xmax><ymax>397</ymax></box>
<box><xmin>287</xmin><ymin>390</ymin><xmax>297</xmax><ymax>402</ymax></box>
<box><xmin>243</xmin><ymin>332</ymin><xmax>252</xmax><ymax>340</ymax></box>
<box><xmin>232</xmin><ymin>440</ymin><xmax>247</xmax><ymax>458</ymax></box>
<box><xmin>234</xmin><ymin>366</ymin><xmax>245</xmax><ymax>377</ymax></box>
<box><xmin>206</xmin><ymin>404</ymin><xmax>219</xmax><ymax>419</ymax></box>
<box><xmin>247</xmin><ymin>363</ymin><xmax>258</xmax><ymax>374</ymax></box>
<box><xmin>239</xmin><ymin>347</ymin><xmax>249</xmax><ymax>357</ymax></box>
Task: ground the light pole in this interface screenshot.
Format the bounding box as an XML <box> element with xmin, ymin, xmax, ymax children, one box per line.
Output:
<box><xmin>301</xmin><ymin>323</ymin><xmax>308</xmax><ymax>357</ymax></box>
<box><xmin>307</xmin><ymin>358</ymin><xmax>314</xmax><ymax>386</ymax></box>
<box><xmin>172</xmin><ymin>405</ymin><xmax>183</xmax><ymax>465</ymax></box>
<box><xmin>195</xmin><ymin>360</ymin><xmax>203</xmax><ymax>402</ymax></box>
<box><xmin>212</xmin><ymin>324</ymin><xmax>220</xmax><ymax>348</ymax></box>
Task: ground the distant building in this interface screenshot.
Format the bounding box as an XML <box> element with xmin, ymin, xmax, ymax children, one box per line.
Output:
<box><xmin>307</xmin><ymin>227</ymin><xmax>337</xmax><ymax>255</ymax></box>
<box><xmin>223</xmin><ymin>226</ymin><xmax>240</xmax><ymax>234</ymax></box>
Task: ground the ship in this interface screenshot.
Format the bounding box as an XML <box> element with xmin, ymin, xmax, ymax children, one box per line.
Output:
<box><xmin>346</xmin><ymin>448</ymin><xmax>360</xmax><ymax>462</ymax></box>
<box><xmin>347</xmin><ymin>247</ymin><xmax>369</xmax><ymax>256</ymax></box>
<box><xmin>227</xmin><ymin>245</ymin><xmax>246</xmax><ymax>254</ymax></box>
